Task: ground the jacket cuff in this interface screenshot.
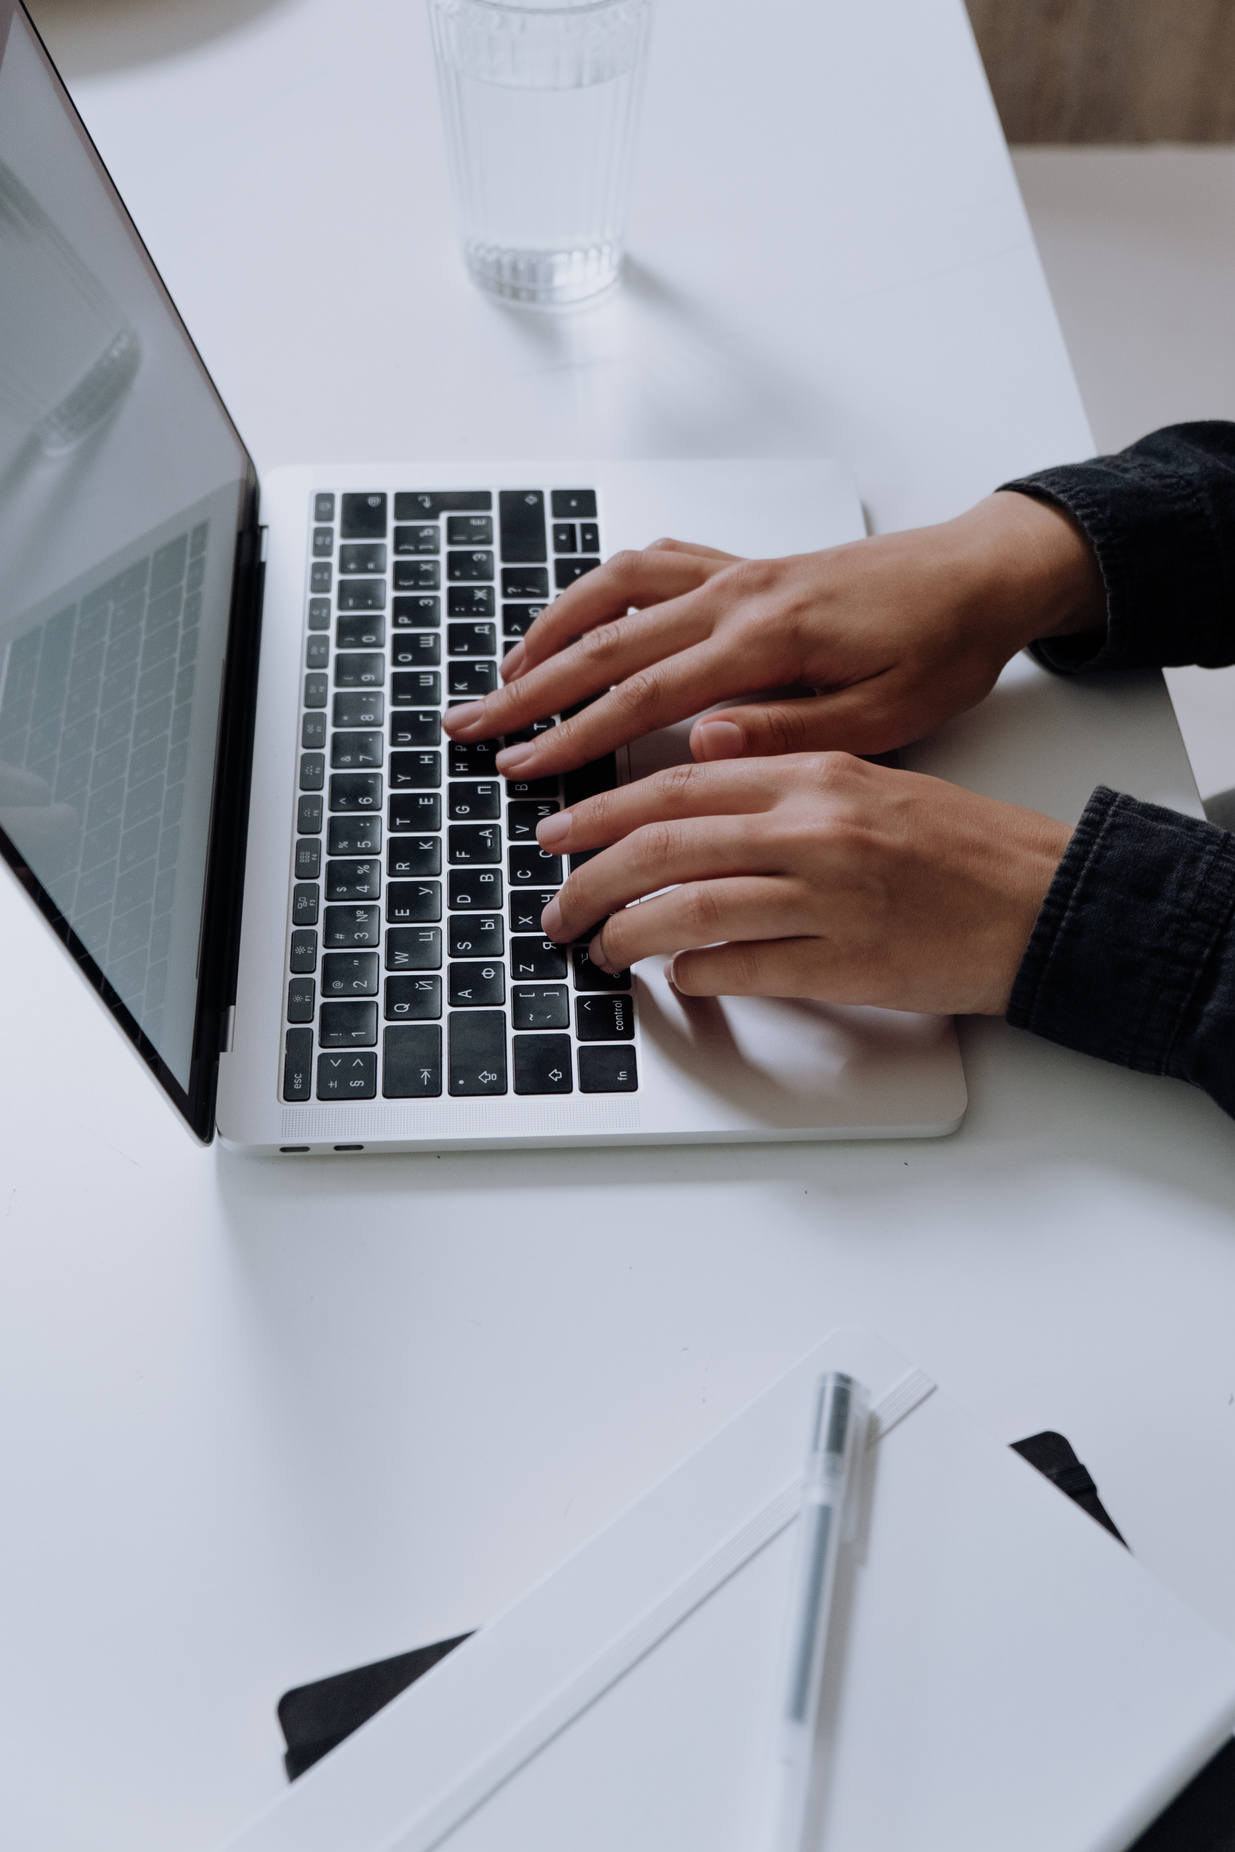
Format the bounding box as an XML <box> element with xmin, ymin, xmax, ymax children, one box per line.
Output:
<box><xmin>1008</xmin><ymin>787</ymin><xmax>1235</xmax><ymax>1097</ymax></box>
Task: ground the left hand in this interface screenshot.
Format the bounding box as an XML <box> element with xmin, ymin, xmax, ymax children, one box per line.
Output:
<box><xmin>537</xmin><ymin>754</ymin><xmax>1071</xmax><ymax>1016</ymax></box>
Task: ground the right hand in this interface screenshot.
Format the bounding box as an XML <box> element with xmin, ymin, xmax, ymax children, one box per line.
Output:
<box><xmin>441</xmin><ymin>490</ymin><xmax>1105</xmax><ymax>781</ymax></box>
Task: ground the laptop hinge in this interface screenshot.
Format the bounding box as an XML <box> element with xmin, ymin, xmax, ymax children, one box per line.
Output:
<box><xmin>220</xmin><ymin>1004</ymin><xmax>236</xmax><ymax>1054</ymax></box>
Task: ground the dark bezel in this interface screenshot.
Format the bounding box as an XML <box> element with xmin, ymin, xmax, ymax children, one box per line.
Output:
<box><xmin>0</xmin><ymin>1</ymin><xmax>264</xmax><ymax>1142</ymax></box>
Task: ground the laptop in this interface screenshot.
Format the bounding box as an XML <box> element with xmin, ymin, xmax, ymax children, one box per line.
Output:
<box><xmin>0</xmin><ymin>1</ymin><xmax>966</xmax><ymax>1153</ymax></box>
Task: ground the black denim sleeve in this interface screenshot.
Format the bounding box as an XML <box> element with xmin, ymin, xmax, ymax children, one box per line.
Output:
<box><xmin>1000</xmin><ymin>421</ymin><xmax>1235</xmax><ymax>673</ymax></box>
<box><xmin>1008</xmin><ymin>787</ymin><xmax>1235</xmax><ymax>1120</ymax></box>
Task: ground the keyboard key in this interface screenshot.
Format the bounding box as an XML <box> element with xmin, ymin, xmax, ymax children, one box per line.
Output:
<box><xmin>510</xmin><ymin>935</ymin><xmax>567</xmax><ymax>980</ymax></box>
<box><xmin>317</xmin><ymin>1051</ymin><xmax>378</xmax><ymax>1099</ymax></box>
<box><xmin>580</xmin><ymin>522</ymin><xmax>600</xmax><ymax>551</ymax></box>
<box><xmin>338</xmin><ymin>577</ymin><xmax>386</xmax><ymax>611</ymax></box>
<box><xmin>294</xmin><ymin>837</ymin><xmax>321</xmax><ymax>879</ymax></box>
<box><xmin>450</xmin><ymin>823</ymin><xmax>500</xmax><ymax>864</ymax></box>
<box><xmin>389</xmin><ymin>720</ymin><xmax>436</xmax><ymax>755</ymax></box>
<box><xmin>563</xmin><ymin>753</ymin><xmax>617</xmax><ymax>804</ymax></box>
<box><xmin>447</xmin><ymin>1010</ymin><xmax>507</xmax><ymax>1095</ymax></box>
<box><xmin>334</xmin><ymin>651</ymin><xmax>385</xmax><ymax>687</ymax></box>
<box><xmin>341</xmin><ymin>492</ymin><xmax>387</xmax><ymax>538</ymax></box>
<box><xmin>311</xmin><ymin>561</ymin><xmax>332</xmax><ymax>592</ymax></box>
<box><xmin>507</xmin><ymin>798</ymin><xmax>559</xmax><ymax>839</ymax></box>
<box><xmin>510</xmin><ymin>846</ymin><xmax>562</xmax><ymax>886</ymax></box>
<box><xmin>384</xmin><ymin>976</ymin><xmax>442</xmax><ymax>1021</ymax></box>
<box><xmin>552</xmin><ymin>523</ymin><xmax>577</xmax><ymax>552</ymax></box>
<box><xmin>447</xmin><ymin>621</ymin><xmax>497</xmax><ymax>657</ymax></box>
<box><xmin>387</xmin><ymin>836</ymin><xmax>441</xmax><ymax>877</ymax></box>
<box><xmin>448</xmin><ymin>912</ymin><xmax>504</xmax><ymax>956</ymax></box>
<box><xmin>390</xmin><ymin>793</ymin><xmax>441</xmax><ymax>832</ymax></box>
<box><xmin>502</xmin><ymin>566</ymin><xmax>550</xmax><ymax>599</ymax></box>
<box><xmin>314</xmin><ymin>492</ymin><xmax>336</xmax><ymax>521</ymax></box>
<box><xmin>551</xmin><ymin>489</ymin><xmax>596</xmax><ymax>518</ymax></box>
<box><xmin>302</xmin><ymin>671</ymin><xmax>326</xmax><ymax>713</ymax></box>
<box><xmin>322</xmin><ymin>951</ymin><xmax>379</xmax><ymax>996</ymax></box>
<box><xmin>448</xmin><ymin>961</ymin><xmax>505</xmax><ymax>1007</ymax></box>
<box><xmin>307</xmin><ymin>634</ymin><xmax>330</xmax><ymax>669</ymax></box>
<box><xmin>308</xmin><ymin>597</ymin><xmax>332</xmax><ymax>629</ymax></box>
<box><xmin>504</xmin><ymin>775</ymin><xmax>561</xmax><ymax>801</ymax></box>
<box><xmin>510</xmin><ymin>889</ymin><xmax>558</xmax><ymax>933</ymax></box>
<box><xmin>329</xmin><ymin>772</ymin><xmax>383</xmax><ymax>811</ymax></box>
<box><xmin>391</xmin><ymin>671</ymin><xmax>442</xmax><ymax>707</ymax></box>
<box><xmin>498</xmin><ymin>489</ymin><xmax>547</xmax><ymax>563</ymax></box>
<box><xmin>512</xmin><ymin>984</ymin><xmax>569</xmax><ymax>1029</ymax></box>
<box><xmin>393</xmin><ymin>632</ymin><xmax>441</xmax><ymax>668</ymax></box>
<box><xmin>395</xmin><ymin>491</ymin><xmax>492</xmax><ymax>519</ymax></box>
<box><xmin>448</xmin><ymin>868</ymin><xmax>503</xmax><ymax>909</ymax></box>
<box><xmin>284</xmin><ymin>1027</ymin><xmax>313</xmax><ymax>1101</ymax></box>
<box><xmin>383</xmin><ymin>1022</ymin><xmax>442</xmax><ymax>1094</ymax></box>
<box><xmin>385</xmin><ymin>926</ymin><xmax>442</xmax><ymax>970</ymax></box>
<box><xmin>446</xmin><ymin>514</ymin><xmax>493</xmax><ymax>545</ymax></box>
<box><xmin>447</xmin><ymin>586</ymin><xmax>496</xmax><ymax>618</ymax></box>
<box><xmin>394</xmin><ymin>524</ymin><xmax>440</xmax><ymax>554</ymax></box>
<box><xmin>572</xmin><ymin>945</ymin><xmax>630</xmax><ymax>990</ymax></box>
<box><xmin>394</xmin><ymin>560</ymin><xmax>441</xmax><ymax>591</ymax></box>
<box><xmin>289</xmin><ymin>929</ymin><xmax>318</xmax><ymax>973</ymax></box>
<box><xmin>448</xmin><ymin>660</ymin><xmax>497</xmax><ymax>698</ymax></box>
<box><xmin>333</xmin><ymin>689</ymin><xmax>384</xmax><ymax>728</ymax></box>
<box><xmin>447</xmin><ymin>550</ymin><xmax>495</xmax><ymax>582</ymax></box>
<box><xmin>339</xmin><ymin>542</ymin><xmax>386</xmax><ymax>574</ymax></box>
<box><xmin>320</xmin><ymin>1000</ymin><xmax>378</xmax><ymax>1046</ymax></box>
<box><xmin>449</xmin><ymin>739</ymin><xmax>499</xmax><ymax>777</ymax></box>
<box><xmin>387</xmin><ymin>880</ymin><xmax>442</xmax><ymax>923</ymax></box>
<box><xmin>330</xmin><ymin>730</ymin><xmax>383</xmax><ymax>769</ymax></box>
<box><xmin>390</xmin><ymin>751</ymin><xmax>441</xmax><ymax>790</ymax></box>
<box><xmin>448</xmin><ymin>781</ymin><xmax>500</xmax><ymax>821</ymax></box>
<box><xmin>575</xmin><ymin>992</ymin><xmax>635</xmax><ymax>1040</ymax></box>
<box><xmin>293</xmin><ymin>882</ymin><xmax>319</xmax><ymax>925</ymax></box>
<box><xmin>324</xmin><ymin>904</ymin><xmax>381</xmax><ymax>947</ymax></box>
<box><xmin>328</xmin><ymin>814</ymin><xmax>381</xmax><ymax>855</ymax></box>
<box><xmin>393</xmin><ymin>595</ymin><xmax>441</xmax><ymax>627</ymax></box>
<box><xmin>287</xmin><ymin>976</ymin><xmax>315</xmax><ymax>1023</ymax></box>
<box><xmin>502</xmin><ymin>602</ymin><xmax>547</xmax><ymax>638</ymax></box>
<box><xmin>578</xmin><ymin>1044</ymin><xmax>637</xmax><ymax>1092</ymax></box>
<box><xmin>514</xmin><ymin>1033</ymin><xmax>572</xmax><ymax>1095</ymax></box>
<box><xmin>325</xmin><ymin>858</ymin><xmax>381</xmax><ymax>901</ymax></box>
<box><xmin>336</xmin><ymin>612</ymin><xmax>385</xmax><ymax>649</ymax></box>
<box><xmin>503</xmin><ymin>717</ymin><xmax>556</xmax><ymax>746</ymax></box>
<box><xmin>301</xmin><ymin>712</ymin><xmax>326</xmax><ymax>749</ymax></box>
<box><xmin>555</xmin><ymin>557</ymin><xmax>601</xmax><ymax>589</ymax></box>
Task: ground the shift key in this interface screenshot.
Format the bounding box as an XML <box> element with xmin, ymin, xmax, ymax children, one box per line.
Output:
<box><xmin>448</xmin><ymin>1010</ymin><xmax>507</xmax><ymax>1095</ymax></box>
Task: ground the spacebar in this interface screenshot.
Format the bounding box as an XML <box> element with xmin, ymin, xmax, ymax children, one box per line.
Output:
<box><xmin>448</xmin><ymin>1011</ymin><xmax>507</xmax><ymax>1096</ymax></box>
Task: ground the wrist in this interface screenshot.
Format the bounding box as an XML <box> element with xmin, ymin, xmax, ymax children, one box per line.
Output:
<box><xmin>946</xmin><ymin>491</ymin><xmax>1107</xmax><ymax>662</ymax></box>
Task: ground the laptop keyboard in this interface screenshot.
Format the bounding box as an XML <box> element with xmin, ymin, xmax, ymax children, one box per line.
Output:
<box><xmin>281</xmin><ymin>488</ymin><xmax>638</xmax><ymax>1105</ymax></box>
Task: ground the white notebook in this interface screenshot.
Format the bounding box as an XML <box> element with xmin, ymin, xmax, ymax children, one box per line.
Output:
<box><xmin>222</xmin><ymin>1330</ymin><xmax>1235</xmax><ymax>1852</ymax></box>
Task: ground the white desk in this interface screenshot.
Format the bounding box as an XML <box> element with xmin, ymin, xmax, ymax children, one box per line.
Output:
<box><xmin>6</xmin><ymin>2</ymin><xmax>1234</xmax><ymax>1847</ymax></box>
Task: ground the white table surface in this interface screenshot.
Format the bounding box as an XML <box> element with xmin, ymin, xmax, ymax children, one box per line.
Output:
<box><xmin>7</xmin><ymin>1</ymin><xmax>1235</xmax><ymax>1848</ymax></box>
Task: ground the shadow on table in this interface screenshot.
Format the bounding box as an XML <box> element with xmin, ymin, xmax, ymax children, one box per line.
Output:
<box><xmin>26</xmin><ymin>0</ymin><xmax>293</xmax><ymax>77</ymax></box>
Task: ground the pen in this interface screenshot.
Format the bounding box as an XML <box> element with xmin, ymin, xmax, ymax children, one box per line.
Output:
<box><xmin>767</xmin><ymin>1371</ymin><xmax>870</xmax><ymax>1852</ymax></box>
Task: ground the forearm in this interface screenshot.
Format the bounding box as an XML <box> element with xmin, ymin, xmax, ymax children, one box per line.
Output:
<box><xmin>1001</xmin><ymin>422</ymin><xmax>1235</xmax><ymax>674</ymax></box>
<box><xmin>1008</xmin><ymin>788</ymin><xmax>1235</xmax><ymax>1119</ymax></box>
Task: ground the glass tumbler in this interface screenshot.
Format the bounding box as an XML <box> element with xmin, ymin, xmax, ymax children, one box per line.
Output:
<box><xmin>429</xmin><ymin>0</ymin><xmax>652</xmax><ymax>307</ymax></box>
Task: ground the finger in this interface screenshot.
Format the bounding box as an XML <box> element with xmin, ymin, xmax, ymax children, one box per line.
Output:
<box><xmin>688</xmin><ymin>679</ymin><xmax>912</xmax><ymax>761</ymax></box>
<box><xmin>513</xmin><ymin>547</ymin><xmax>723</xmax><ymax>675</ymax></box>
<box><xmin>670</xmin><ymin>936</ymin><xmax>839</xmax><ymax>999</ymax></box>
<box><xmin>640</xmin><ymin>537</ymin><xmax>743</xmax><ymax>563</ymax></box>
<box><xmin>0</xmin><ymin>802</ymin><xmax>78</xmax><ymax>845</ymax></box>
<box><xmin>537</xmin><ymin>759</ymin><xmax>792</xmax><ymax>866</ymax></box>
<box><xmin>586</xmin><ymin>876</ymin><xmax>800</xmax><ymax>972</ymax></box>
<box><xmin>445</xmin><ymin>592</ymin><xmax>711</xmax><ymax>744</ymax></box>
<box><xmin>0</xmin><ymin>762</ymin><xmax>53</xmax><ymax>806</ymax></box>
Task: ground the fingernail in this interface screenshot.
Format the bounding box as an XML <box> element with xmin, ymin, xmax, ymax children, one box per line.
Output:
<box><xmin>692</xmin><ymin>718</ymin><xmax>744</xmax><ymax>761</ymax></box>
<box><xmin>541</xmin><ymin>897</ymin><xmax>564</xmax><ymax>939</ymax></box>
<box><xmin>501</xmin><ymin>642</ymin><xmax>526</xmax><ymax>679</ymax></box>
<box><xmin>536</xmin><ymin>810</ymin><xmax>572</xmax><ymax>847</ymax></box>
<box><xmin>588</xmin><ymin>931</ymin><xmax>614</xmax><ymax>975</ymax></box>
<box><xmin>443</xmin><ymin>700</ymin><xmax>485</xmax><ymax>733</ymax></box>
<box><xmin>495</xmin><ymin>742</ymin><xmax>535</xmax><ymax>773</ymax></box>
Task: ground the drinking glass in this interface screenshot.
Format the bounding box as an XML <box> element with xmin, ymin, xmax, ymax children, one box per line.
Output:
<box><xmin>429</xmin><ymin>0</ymin><xmax>652</xmax><ymax>307</ymax></box>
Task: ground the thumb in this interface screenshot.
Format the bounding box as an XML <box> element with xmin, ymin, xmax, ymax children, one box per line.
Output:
<box><xmin>690</xmin><ymin>695</ymin><xmax>861</xmax><ymax>760</ymax></box>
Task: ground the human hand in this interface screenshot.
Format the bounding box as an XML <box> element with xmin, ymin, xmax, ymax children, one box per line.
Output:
<box><xmin>441</xmin><ymin>492</ymin><xmax>1104</xmax><ymax>780</ymax></box>
<box><xmin>537</xmin><ymin>753</ymin><xmax>1071</xmax><ymax>1017</ymax></box>
<box><xmin>0</xmin><ymin>761</ymin><xmax>76</xmax><ymax>848</ymax></box>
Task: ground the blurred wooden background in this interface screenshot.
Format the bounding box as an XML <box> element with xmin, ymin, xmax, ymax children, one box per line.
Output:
<box><xmin>966</xmin><ymin>0</ymin><xmax>1235</xmax><ymax>142</ymax></box>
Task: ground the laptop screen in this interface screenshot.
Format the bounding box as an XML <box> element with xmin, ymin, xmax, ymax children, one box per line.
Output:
<box><xmin>0</xmin><ymin>5</ymin><xmax>254</xmax><ymax>1122</ymax></box>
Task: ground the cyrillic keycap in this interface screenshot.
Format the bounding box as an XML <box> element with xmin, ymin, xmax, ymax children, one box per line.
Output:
<box><xmin>387</xmin><ymin>837</ymin><xmax>441</xmax><ymax>878</ymax></box>
<box><xmin>389</xmin><ymin>793</ymin><xmax>441</xmax><ymax>832</ymax></box>
<box><xmin>394</xmin><ymin>560</ymin><xmax>441</xmax><ymax>591</ymax></box>
<box><xmin>448</xmin><ymin>781</ymin><xmax>500</xmax><ymax>821</ymax></box>
<box><xmin>394</xmin><ymin>524</ymin><xmax>440</xmax><ymax>554</ymax></box>
<box><xmin>448</xmin><ymin>961</ymin><xmax>505</xmax><ymax>1007</ymax></box>
<box><xmin>510</xmin><ymin>936</ymin><xmax>567</xmax><ymax>980</ymax></box>
<box><xmin>390</xmin><ymin>751</ymin><xmax>441</xmax><ymax>790</ymax></box>
<box><xmin>512</xmin><ymin>985</ymin><xmax>569</xmax><ymax>1029</ymax></box>
<box><xmin>448</xmin><ymin>660</ymin><xmax>497</xmax><ymax>698</ymax></box>
<box><xmin>448</xmin><ymin>913</ymin><xmax>504</xmax><ymax>956</ymax></box>
<box><xmin>447</xmin><ymin>622</ymin><xmax>497</xmax><ymax>656</ymax></box>
<box><xmin>384</xmin><ymin>976</ymin><xmax>442</xmax><ymax>1021</ymax></box>
<box><xmin>386</xmin><ymin>880</ymin><xmax>442</xmax><ymax>923</ymax></box>
<box><xmin>390</xmin><ymin>712</ymin><xmax>441</xmax><ymax>748</ymax></box>
<box><xmin>509</xmin><ymin>846</ymin><xmax>562</xmax><ymax>886</ymax></box>
<box><xmin>385</xmin><ymin>927</ymin><xmax>442</xmax><ymax>971</ymax></box>
<box><xmin>447</xmin><ymin>868</ymin><xmax>502</xmax><ymax>910</ymax></box>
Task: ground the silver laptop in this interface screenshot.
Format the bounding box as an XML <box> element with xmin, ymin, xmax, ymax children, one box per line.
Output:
<box><xmin>0</xmin><ymin>2</ymin><xmax>966</xmax><ymax>1152</ymax></box>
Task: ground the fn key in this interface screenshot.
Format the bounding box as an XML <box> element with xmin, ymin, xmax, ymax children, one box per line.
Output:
<box><xmin>448</xmin><ymin>1010</ymin><xmax>507</xmax><ymax>1095</ymax></box>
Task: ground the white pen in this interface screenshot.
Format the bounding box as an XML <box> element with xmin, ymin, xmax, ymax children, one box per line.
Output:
<box><xmin>767</xmin><ymin>1371</ymin><xmax>870</xmax><ymax>1852</ymax></box>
